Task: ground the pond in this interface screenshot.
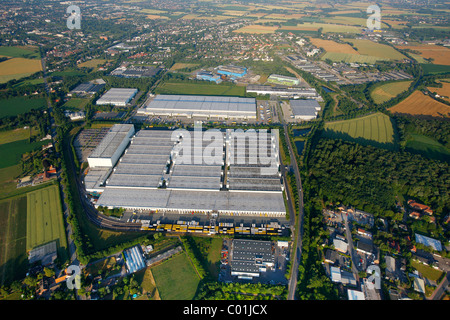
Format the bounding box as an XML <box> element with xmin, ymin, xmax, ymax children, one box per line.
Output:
<box><xmin>294</xmin><ymin>140</ymin><xmax>305</xmax><ymax>156</ymax></box>
<box><xmin>293</xmin><ymin>128</ymin><xmax>311</xmax><ymax>137</ymax></box>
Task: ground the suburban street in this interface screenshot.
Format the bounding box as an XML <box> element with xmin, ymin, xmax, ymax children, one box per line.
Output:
<box><xmin>276</xmin><ymin>102</ymin><xmax>304</xmax><ymax>301</ymax></box>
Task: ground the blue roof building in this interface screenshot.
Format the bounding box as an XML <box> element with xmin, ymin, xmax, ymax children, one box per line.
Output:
<box><xmin>216</xmin><ymin>65</ymin><xmax>247</xmax><ymax>79</ymax></box>
<box><xmin>123</xmin><ymin>245</ymin><xmax>146</xmax><ymax>274</ymax></box>
<box><xmin>196</xmin><ymin>71</ymin><xmax>222</xmax><ymax>84</ymax></box>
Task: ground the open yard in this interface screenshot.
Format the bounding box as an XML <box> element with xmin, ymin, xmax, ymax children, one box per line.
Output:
<box><xmin>371</xmin><ymin>80</ymin><xmax>413</xmax><ymax>104</ymax></box>
<box><xmin>151</xmin><ymin>251</ymin><xmax>200</xmax><ymax>300</ymax></box>
<box><xmin>322</xmin><ymin>112</ymin><xmax>397</xmax><ymax>150</ymax></box>
<box><xmin>388</xmin><ymin>90</ymin><xmax>450</xmax><ymax>118</ymax></box>
<box><xmin>26</xmin><ymin>185</ymin><xmax>67</xmax><ymax>260</ymax></box>
<box><xmin>0</xmin><ymin>195</ymin><xmax>28</xmax><ymax>285</ymax></box>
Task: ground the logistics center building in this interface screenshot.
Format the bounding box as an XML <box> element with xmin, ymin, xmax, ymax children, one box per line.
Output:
<box><xmin>85</xmin><ymin>126</ymin><xmax>286</xmax><ymax>217</ymax></box>
<box><xmin>137</xmin><ymin>94</ymin><xmax>257</xmax><ymax>120</ymax></box>
<box><xmin>96</xmin><ymin>88</ymin><xmax>138</xmax><ymax>107</ymax></box>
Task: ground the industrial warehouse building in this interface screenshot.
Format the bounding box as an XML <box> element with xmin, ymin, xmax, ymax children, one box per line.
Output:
<box><xmin>137</xmin><ymin>94</ymin><xmax>257</xmax><ymax>120</ymax></box>
<box><xmin>85</xmin><ymin>127</ymin><xmax>286</xmax><ymax>217</ymax></box>
<box><xmin>246</xmin><ymin>84</ymin><xmax>319</xmax><ymax>99</ymax></box>
<box><xmin>96</xmin><ymin>88</ymin><xmax>138</xmax><ymax>107</ymax></box>
<box><xmin>196</xmin><ymin>71</ymin><xmax>223</xmax><ymax>84</ymax></box>
<box><xmin>216</xmin><ymin>65</ymin><xmax>247</xmax><ymax>79</ymax></box>
<box><xmin>87</xmin><ymin>124</ymin><xmax>135</xmax><ymax>168</ymax></box>
<box><xmin>289</xmin><ymin>99</ymin><xmax>321</xmax><ymax>121</ymax></box>
<box><xmin>230</xmin><ymin>239</ymin><xmax>275</xmax><ymax>279</ymax></box>
<box><xmin>267</xmin><ymin>74</ymin><xmax>300</xmax><ymax>86</ymax></box>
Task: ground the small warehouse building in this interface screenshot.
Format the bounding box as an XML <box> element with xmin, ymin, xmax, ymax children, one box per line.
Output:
<box><xmin>96</xmin><ymin>88</ymin><xmax>138</xmax><ymax>107</ymax></box>
<box><xmin>289</xmin><ymin>99</ymin><xmax>321</xmax><ymax>121</ymax></box>
<box><xmin>230</xmin><ymin>239</ymin><xmax>274</xmax><ymax>279</ymax></box>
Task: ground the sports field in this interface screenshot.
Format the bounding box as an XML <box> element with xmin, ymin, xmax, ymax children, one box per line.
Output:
<box><xmin>0</xmin><ymin>196</ymin><xmax>28</xmax><ymax>285</ymax></box>
<box><xmin>389</xmin><ymin>91</ymin><xmax>450</xmax><ymax>118</ymax></box>
<box><xmin>371</xmin><ymin>81</ymin><xmax>412</xmax><ymax>104</ymax></box>
<box><xmin>26</xmin><ymin>185</ymin><xmax>67</xmax><ymax>255</ymax></box>
<box><xmin>322</xmin><ymin>112</ymin><xmax>397</xmax><ymax>150</ymax></box>
<box><xmin>151</xmin><ymin>251</ymin><xmax>200</xmax><ymax>300</ymax></box>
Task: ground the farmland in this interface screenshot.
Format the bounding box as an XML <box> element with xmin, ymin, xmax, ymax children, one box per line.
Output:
<box><xmin>26</xmin><ymin>185</ymin><xmax>67</xmax><ymax>259</ymax></box>
<box><xmin>155</xmin><ymin>81</ymin><xmax>246</xmax><ymax>96</ymax></box>
<box><xmin>388</xmin><ymin>91</ymin><xmax>450</xmax><ymax>118</ymax></box>
<box><xmin>322</xmin><ymin>112</ymin><xmax>397</xmax><ymax>150</ymax></box>
<box><xmin>395</xmin><ymin>45</ymin><xmax>450</xmax><ymax>66</ymax></box>
<box><xmin>0</xmin><ymin>46</ymin><xmax>40</xmax><ymax>59</ymax></box>
<box><xmin>0</xmin><ymin>139</ymin><xmax>48</xmax><ymax>169</ymax></box>
<box><xmin>371</xmin><ymin>81</ymin><xmax>413</xmax><ymax>104</ymax></box>
<box><xmin>321</xmin><ymin>52</ymin><xmax>381</xmax><ymax>64</ymax></box>
<box><xmin>0</xmin><ymin>196</ymin><xmax>28</xmax><ymax>285</ymax></box>
<box><xmin>279</xmin><ymin>23</ymin><xmax>362</xmax><ymax>34</ymax></box>
<box><xmin>347</xmin><ymin>39</ymin><xmax>407</xmax><ymax>61</ymax></box>
<box><xmin>405</xmin><ymin>133</ymin><xmax>450</xmax><ymax>162</ymax></box>
<box><xmin>151</xmin><ymin>251</ymin><xmax>200</xmax><ymax>300</ymax></box>
<box><xmin>169</xmin><ymin>62</ymin><xmax>200</xmax><ymax>71</ymax></box>
<box><xmin>428</xmin><ymin>80</ymin><xmax>450</xmax><ymax>102</ymax></box>
<box><xmin>0</xmin><ymin>96</ymin><xmax>46</xmax><ymax>118</ymax></box>
<box><xmin>308</xmin><ymin>38</ymin><xmax>358</xmax><ymax>55</ymax></box>
<box><xmin>0</xmin><ymin>58</ymin><xmax>42</xmax><ymax>83</ymax></box>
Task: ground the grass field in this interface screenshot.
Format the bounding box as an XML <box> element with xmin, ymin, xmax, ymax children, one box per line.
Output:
<box><xmin>170</xmin><ymin>62</ymin><xmax>200</xmax><ymax>71</ymax></box>
<box><xmin>155</xmin><ymin>81</ymin><xmax>246</xmax><ymax>96</ymax></box>
<box><xmin>0</xmin><ymin>58</ymin><xmax>42</xmax><ymax>83</ymax></box>
<box><xmin>421</xmin><ymin>64</ymin><xmax>450</xmax><ymax>75</ymax></box>
<box><xmin>396</xmin><ymin>45</ymin><xmax>450</xmax><ymax>66</ymax></box>
<box><xmin>405</xmin><ymin>133</ymin><xmax>450</xmax><ymax>162</ymax></box>
<box><xmin>322</xmin><ymin>112</ymin><xmax>397</xmax><ymax>150</ymax></box>
<box><xmin>77</xmin><ymin>59</ymin><xmax>108</xmax><ymax>70</ymax></box>
<box><xmin>0</xmin><ymin>139</ymin><xmax>48</xmax><ymax>169</ymax></box>
<box><xmin>151</xmin><ymin>251</ymin><xmax>200</xmax><ymax>300</ymax></box>
<box><xmin>62</xmin><ymin>98</ymin><xmax>90</xmax><ymax>110</ymax></box>
<box><xmin>412</xmin><ymin>260</ymin><xmax>445</xmax><ymax>282</ymax></box>
<box><xmin>0</xmin><ymin>46</ymin><xmax>40</xmax><ymax>59</ymax></box>
<box><xmin>0</xmin><ymin>127</ymin><xmax>38</xmax><ymax>145</ymax></box>
<box><xmin>389</xmin><ymin>91</ymin><xmax>450</xmax><ymax>118</ymax></box>
<box><xmin>0</xmin><ymin>196</ymin><xmax>28</xmax><ymax>285</ymax></box>
<box><xmin>26</xmin><ymin>185</ymin><xmax>67</xmax><ymax>258</ymax></box>
<box><xmin>348</xmin><ymin>39</ymin><xmax>407</xmax><ymax>60</ymax></box>
<box><xmin>0</xmin><ymin>96</ymin><xmax>46</xmax><ymax>118</ymax></box>
<box><xmin>309</xmin><ymin>37</ymin><xmax>359</xmax><ymax>54</ymax></box>
<box><xmin>0</xmin><ymin>165</ymin><xmax>22</xmax><ymax>199</ymax></box>
<box><xmin>321</xmin><ymin>52</ymin><xmax>382</xmax><ymax>64</ymax></box>
<box><xmin>371</xmin><ymin>81</ymin><xmax>413</xmax><ymax>104</ymax></box>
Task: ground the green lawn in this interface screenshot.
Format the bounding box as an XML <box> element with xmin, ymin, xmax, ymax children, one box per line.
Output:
<box><xmin>405</xmin><ymin>133</ymin><xmax>450</xmax><ymax>162</ymax></box>
<box><xmin>62</xmin><ymin>98</ymin><xmax>90</xmax><ymax>110</ymax></box>
<box><xmin>151</xmin><ymin>251</ymin><xmax>200</xmax><ymax>300</ymax></box>
<box><xmin>0</xmin><ymin>46</ymin><xmax>40</xmax><ymax>60</ymax></box>
<box><xmin>0</xmin><ymin>139</ymin><xmax>48</xmax><ymax>169</ymax></box>
<box><xmin>322</xmin><ymin>112</ymin><xmax>397</xmax><ymax>150</ymax></box>
<box><xmin>155</xmin><ymin>81</ymin><xmax>246</xmax><ymax>97</ymax></box>
<box><xmin>0</xmin><ymin>96</ymin><xmax>46</xmax><ymax>118</ymax></box>
<box><xmin>26</xmin><ymin>185</ymin><xmax>67</xmax><ymax>261</ymax></box>
<box><xmin>411</xmin><ymin>260</ymin><xmax>444</xmax><ymax>282</ymax></box>
<box><xmin>0</xmin><ymin>196</ymin><xmax>28</xmax><ymax>285</ymax></box>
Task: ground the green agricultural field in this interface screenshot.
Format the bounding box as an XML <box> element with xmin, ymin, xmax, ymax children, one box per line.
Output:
<box><xmin>151</xmin><ymin>251</ymin><xmax>200</xmax><ymax>300</ymax></box>
<box><xmin>405</xmin><ymin>133</ymin><xmax>450</xmax><ymax>162</ymax></box>
<box><xmin>63</xmin><ymin>98</ymin><xmax>90</xmax><ymax>110</ymax></box>
<box><xmin>0</xmin><ymin>139</ymin><xmax>48</xmax><ymax>169</ymax></box>
<box><xmin>0</xmin><ymin>195</ymin><xmax>28</xmax><ymax>285</ymax></box>
<box><xmin>321</xmin><ymin>52</ymin><xmax>383</xmax><ymax>64</ymax></box>
<box><xmin>371</xmin><ymin>81</ymin><xmax>412</xmax><ymax>104</ymax></box>
<box><xmin>155</xmin><ymin>81</ymin><xmax>246</xmax><ymax>96</ymax></box>
<box><xmin>0</xmin><ymin>96</ymin><xmax>46</xmax><ymax>118</ymax></box>
<box><xmin>26</xmin><ymin>185</ymin><xmax>67</xmax><ymax>260</ymax></box>
<box><xmin>322</xmin><ymin>112</ymin><xmax>397</xmax><ymax>150</ymax></box>
<box><xmin>0</xmin><ymin>46</ymin><xmax>40</xmax><ymax>60</ymax></box>
<box><xmin>348</xmin><ymin>39</ymin><xmax>407</xmax><ymax>60</ymax></box>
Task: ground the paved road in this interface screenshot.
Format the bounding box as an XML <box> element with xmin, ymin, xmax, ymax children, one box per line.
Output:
<box><xmin>429</xmin><ymin>272</ymin><xmax>449</xmax><ymax>300</ymax></box>
<box><xmin>276</xmin><ymin>102</ymin><xmax>304</xmax><ymax>300</ymax></box>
